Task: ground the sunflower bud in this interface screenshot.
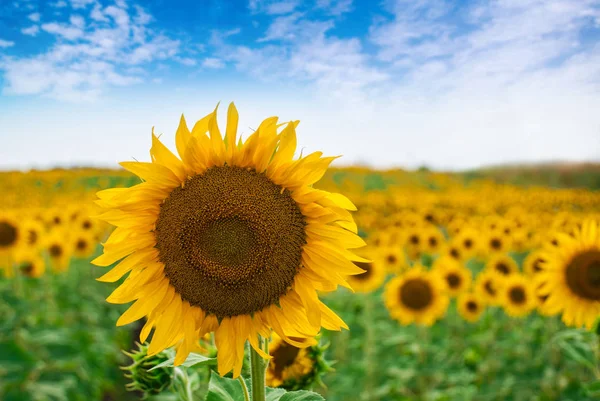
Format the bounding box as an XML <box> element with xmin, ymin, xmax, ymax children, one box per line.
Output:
<box><xmin>122</xmin><ymin>342</ymin><xmax>172</xmax><ymax>398</ymax></box>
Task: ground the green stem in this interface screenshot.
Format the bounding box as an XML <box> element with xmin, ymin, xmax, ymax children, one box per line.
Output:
<box><xmin>238</xmin><ymin>376</ymin><xmax>251</xmax><ymax>401</ymax></box>
<box><xmin>250</xmin><ymin>335</ymin><xmax>269</xmax><ymax>401</ymax></box>
<box><xmin>174</xmin><ymin>367</ymin><xmax>194</xmax><ymax>401</ymax></box>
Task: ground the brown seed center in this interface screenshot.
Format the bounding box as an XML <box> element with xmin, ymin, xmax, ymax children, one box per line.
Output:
<box><xmin>565</xmin><ymin>250</ymin><xmax>600</xmax><ymax>301</ymax></box>
<box><xmin>495</xmin><ymin>262</ymin><xmax>511</xmax><ymax>275</ymax></box>
<box><xmin>20</xmin><ymin>262</ymin><xmax>34</xmax><ymax>276</ymax></box>
<box><xmin>0</xmin><ymin>221</ymin><xmax>18</xmax><ymax>248</ymax></box>
<box><xmin>399</xmin><ymin>278</ymin><xmax>433</xmax><ymax>310</ymax></box>
<box><xmin>354</xmin><ymin>261</ymin><xmax>373</xmax><ymax>281</ymax></box>
<box><xmin>466</xmin><ymin>300</ymin><xmax>478</xmax><ymax>312</ymax></box>
<box><xmin>446</xmin><ymin>272</ymin><xmax>461</xmax><ymax>289</ymax></box>
<box><xmin>271</xmin><ymin>342</ymin><xmax>301</xmax><ymax>379</ymax></box>
<box><xmin>49</xmin><ymin>244</ymin><xmax>63</xmax><ymax>258</ymax></box>
<box><xmin>155</xmin><ymin>166</ymin><xmax>307</xmax><ymax>318</ymax></box>
<box><xmin>484</xmin><ymin>280</ymin><xmax>496</xmax><ymax>296</ymax></box>
<box><xmin>490</xmin><ymin>238</ymin><xmax>502</xmax><ymax>250</ymax></box>
<box><xmin>508</xmin><ymin>286</ymin><xmax>526</xmax><ymax>304</ymax></box>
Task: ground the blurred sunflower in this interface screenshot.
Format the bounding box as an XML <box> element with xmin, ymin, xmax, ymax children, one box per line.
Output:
<box><xmin>475</xmin><ymin>270</ymin><xmax>503</xmax><ymax>305</ymax></box>
<box><xmin>45</xmin><ymin>231</ymin><xmax>73</xmax><ymax>272</ymax></box>
<box><xmin>72</xmin><ymin>231</ymin><xmax>97</xmax><ymax>259</ymax></box>
<box><xmin>266</xmin><ymin>333</ymin><xmax>329</xmax><ymax>390</ymax></box>
<box><xmin>485</xmin><ymin>254</ymin><xmax>518</xmax><ymax>277</ymax></box>
<box><xmin>537</xmin><ymin>219</ymin><xmax>600</xmax><ymax>329</ymax></box>
<box><xmin>454</xmin><ymin>227</ymin><xmax>479</xmax><ymax>259</ymax></box>
<box><xmin>523</xmin><ymin>250</ymin><xmax>545</xmax><ymax>276</ymax></box>
<box><xmin>92</xmin><ymin>103</ymin><xmax>364</xmax><ymax>377</ymax></box>
<box><xmin>457</xmin><ymin>292</ymin><xmax>485</xmax><ymax>322</ymax></box>
<box><xmin>377</xmin><ymin>246</ymin><xmax>405</xmax><ymax>274</ymax></box>
<box><xmin>0</xmin><ymin>213</ymin><xmax>21</xmax><ymax>258</ymax></box>
<box><xmin>435</xmin><ymin>260</ymin><xmax>472</xmax><ymax>297</ymax></box>
<box><xmin>20</xmin><ymin>219</ymin><xmax>45</xmax><ymax>250</ymax></box>
<box><xmin>15</xmin><ymin>252</ymin><xmax>46</xmax><ymax>278</ymax></box>
<box><xmin>384</xmin><ymin>265</ymin><xmax>449</xmax><ymax>326</ymax></box>
<box><xmin>500</xmin><ymin>274</ymin><xmax>536</xmax><ymax>317</ymax></box>
<box><xmin>484</xmin><ymin>232</ymin><xmax>510</xmax><ymax>255</ymax></box>
<box><xmin>423</xmin><ymin>228</ymin><xmax>444</xmax><ymax>255</ymax></box>
<box><xmin>348</xmin><ymin>252</ymin><xmax>386</xmax><ymax>293</ymax></box>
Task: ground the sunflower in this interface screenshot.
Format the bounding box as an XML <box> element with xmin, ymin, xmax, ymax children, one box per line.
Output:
<box><xmin>266</xmin><ymin>333</ymin><xmax>326</xmax><ymax>390</ymax></box>
<box><xmin>72</xmin><ymin>231</ymin><xmax>97</xmax><ymax>259</ymax></box>
<box><xmin>45</xmin><ymin>231</ymin><xmax>73</xmax><ymax>272</ymax></box>
<box><xmin>367</xmin><ymin>231</ymin><xmax>390</xmax><ymax>248</ymax></box>
<box><xmin>384</xmin><ymin>265</ymin><xmax>449</xmax><ymax>326</ymax></box>
<box><xmin>434</xmin><ymin>259</ymin><xmax>472</xmax><ymax>297</ymax></box>
<box><xmin>0</xmin><ymin>213</ymin><xmax>21</xmax><ymax>257</ymax></box>
<box><xmin>20</xmin><ymin>219</ymin><xmax>45</xmax><ymax>250</ymax></box>
<box><xmin>348</xmin><ymin>250</ymin><xmax>386</xmax><ymax>293</ymax></box>
<box><xmin>523</xmin><ymin>250</ymin><xmax>545</xmax><ymax>277</ymax></box>
<box><xmin>457</xmin><ymin>292</ymin><xmax>485</xmax><ymax>322</ymax></box>
<box><xmin>405</xmin><ymin>229</ymin><xmax>424</xmax><ymax>260</ymax></box>
<box><xmin>537</xmin><ymin>219</ymin><xmax>600</xmax><ymax>329</ymax></box>
<box><xmin>474</xmin><ymin>270</ymin><xmax>503</xmax><ymax>305</ymax></box>
<box><xmin>484</xmin><ymin>232</ymin><xmax>511</xmax><ymax>255</ymax></box>
<box><xmin>45</xmin><ymin>208</ymin><xmax>66</xmax><ymax>228</ymax></box>
<box><xmin>15</xmin><ymin>251</ymin><xmax>46</xmax><ymax>278</ymax></box>
<box><xmin>454</xmin><ymin>228</ymin><xmax>479</xmax><ymax>259</ymax></box>
<box><xmin>485</xmin><ymin>254</ymin><xmax>518</xmax><ymax>277</ymax></box>
<box><xmin>500</xmin><ymin>274</ymin><xmax>536</xmax><ymax>317</ymax></box>
<box><xmin>92</xmin><ymin>103</ymin><xmax>364</xmax><ymax>377</ymax></box>
<box><xmin>423</xmin><ymin>228</ymin><xmax>444</xmax><ymax>255</ymax></box>
<box><xmin>377</xmin><ymin>246</ymin><xmax>405</xmax><ymax>274</ymax></box>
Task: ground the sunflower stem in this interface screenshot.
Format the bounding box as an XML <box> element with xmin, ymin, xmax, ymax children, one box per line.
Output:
<box><xmin>238</xmin><ymin>376</ymin><xmax>250</xmax><ymax>401</ymax></box>
<box><xmin>250</xmin><ymin>335</ymin><xmax>269</xmax><ymax>401</ymax></box>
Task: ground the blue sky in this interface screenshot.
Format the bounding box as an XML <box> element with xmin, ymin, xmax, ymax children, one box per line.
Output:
<box><xmin>0</xmin><ymin>0</ymin><xmax>599</xmax><ymax>170</ymax></box>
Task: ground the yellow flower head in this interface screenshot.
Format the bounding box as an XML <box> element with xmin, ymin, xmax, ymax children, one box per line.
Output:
<box><xmin>92</xmin><ymin>103</ymin><xmax>364</xmax><ymax>377</ymax></box>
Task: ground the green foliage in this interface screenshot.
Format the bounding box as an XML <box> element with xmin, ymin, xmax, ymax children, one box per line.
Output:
<box><xmin>319</xmin><ymin>287</ymin><xmax>600</xmax><ymax>401</ymax></box>
<box><xmin>0</xmin><ymin>259</ymin><xmax>134</xmax><ymax>401</ymax></box>
<box><xmin>205</xmin><ymin>372</ymin><xmax>326</xmax><ymax>401</ymax></box>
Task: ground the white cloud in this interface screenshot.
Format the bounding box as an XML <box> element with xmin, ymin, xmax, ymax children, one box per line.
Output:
<box><xmin>70</xmin><ymin>0</ymin><xmax>95</xmax><ymax>9</ymax></box>
<box><xmin>41</xmin><ymin>22</ymin><xmax>84</xmax><ymax>40</ymax></box>
<box><xmin>315</xmin><ymin>0</ymin><xmax>353</xmax><ymax>16</ymax></box>
<box><xmin>50</xmin><ymin>1</ymin><xmax>68</xmax><ymax>7</ymax></box>
<box><xmin>0</xmin><ymin>39</ymin><xmax>15</xmax><ymax>48</ymax></box>
<box><xmin>70</xmin><ymin>15</ymin><xmax>85</xmax><ymax>28</ymax></box>
<box><xmin>1</xmin><ymin>3</ymin><xmax>182</xmax><ymax>101</ymax></box>
<box><xmin>177</xmin><ymin>57</ymin><xmax>197</xmax><ymax>66</ymax></box>
<box><xmin>266</xmin><ymin>0</ymin><xmax>299</xmax><ymax>15</ymax></box>
<box><xmin>21</xmin><ymin>25</ymin><xmax>40</xmax><ymax>36</ymax></box>
<box><xmin>202</xmin><ymin>57</ymin><xmax>225</xmax><ymax>69</ymax></box>
<box><xmin>28</xmin><ymin>12</ymin><xmax>41</xmax><ymax>22</ymax></box>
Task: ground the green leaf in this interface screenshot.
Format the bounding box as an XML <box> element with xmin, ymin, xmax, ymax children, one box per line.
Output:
<box><xmin>266</xmin><ymin>387</ymin><xmax>286</xmax><ymax>401</ymax></box>
<box><xmin>149</xmin><ymin>352</ymin><xmax>217</xmax><ymax>371</ymax></box>
<box><xmin>585</xmin><ymin>380</ymin><xmax>600</xmax><ymax>396</ymax></box>
<box><xmin>205</xmin><ymin>373</ymin><xmax>244</xmax><ymax>401</ymax></box>
<box><xmin>279</xmin><ymin>390</ymin><xmax>325</xmax><ymax>401</ymax></box>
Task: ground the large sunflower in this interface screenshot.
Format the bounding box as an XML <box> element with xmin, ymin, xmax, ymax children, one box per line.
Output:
<box><xmin>384</xmin><ymin>265</ymin><xmax>449</xmax><ymax>326</ymax></box>
<box><xmin>92</xmin><ymin>104</ymin><xmax>364</xmax><ymax>377</ymax></box>
<box><xmin>537</xmin><ymin>219</ymin><xmax>600</xmax><ymax>329</ymax></box>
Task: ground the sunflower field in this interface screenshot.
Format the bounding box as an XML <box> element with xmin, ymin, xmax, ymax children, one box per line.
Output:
<box><xmin>1</xmin><ymin>112</ymin><xmax>600</xmax><ymax>401</ymax></box>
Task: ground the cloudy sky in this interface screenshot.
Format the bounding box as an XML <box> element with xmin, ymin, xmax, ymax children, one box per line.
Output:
<box><xmin>0</xmin><ymin>0</ymin><xmax>599</xmax><ymax>171</ymax></box>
